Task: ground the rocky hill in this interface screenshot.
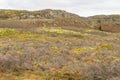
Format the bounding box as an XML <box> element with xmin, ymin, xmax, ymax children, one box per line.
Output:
<box><xmin>88</xmin><ymin>15</ymin><xmax>120</xmax><ymax>32</ymax></box>
<box><xmin>0</xmin><ymin>9</ymin><xmax>80</xmax><ymax>19</ymax></box>
<box><xmin>0</xmin><ymin>9</ymin><xmax>120</xmax><ymax>32</ymax></box>
<box><xmin>0</xmin><ymin>9</ymin><xmax>87</xmax><ymax>30</ymax></box>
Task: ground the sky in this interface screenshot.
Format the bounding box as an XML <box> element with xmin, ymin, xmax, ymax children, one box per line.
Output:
<box><xmin>0</xmin><ymin>0</ymin><xmax>120</xmax><ymax>17</ymax></box>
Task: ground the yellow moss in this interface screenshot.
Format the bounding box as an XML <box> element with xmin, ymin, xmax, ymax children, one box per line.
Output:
<box><xmin>90</xmin><ymin>47</ymin><xmax>99</xmax><ymax>52</ymax></box>
<box><xmin>37</xmin><ymin>27</ymin><xmax>82</xmax><ymax>34</ymax></box>
<box><xmin>71</xmin><ymin>46</ymin><xmax>100</xmax><ymax>54</ymax></box>
<box><xmin>0</xmin><ymin>43</ymin><xmax>4</xmax><ymax>47</ymax></box>
<box><xmin>112</xmin><ymin>57</ymin><xmax>120</xmax><ymax>61</ymax></box>
<box><xmin>71</xmin><ymin>47</ymin><xmax>88</xmax><ymax>53</ymax></box>
<box><xmin>93</xmin><ymin>59</ymin><xmax>101</xmax><ymax>63</ymax></box>
<box><xmin>0</xmin><ymin>28</ymin><xmax>40</xmax><ymax>39</ymax></box>
<box><xmin>99</xmin><ymin>43</ymin><xmax>113</xmax><ymax>50</ymax></box>
<box><xmin>0</xmin><ymin>28</ymin><xmax>18</xmax><ymax>37</ymax></box>
<box><xmin>50</xmin><ymin>46</ymin><xmax>58</xmax><ymax>51</ymax></box>
<box><xmin>16</xmin><ymin>33</ymin><xmax>27</xmax><ymax>38</ymax></box>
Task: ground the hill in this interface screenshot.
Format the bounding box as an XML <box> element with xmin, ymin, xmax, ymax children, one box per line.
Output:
<box><xmin>0</xmin><ymin>9</ymin><xmax>81</xmax><ymax>19</ymax></box>
<box><xmin>88</xmin><ymin>15</ymin><xmax>120</xmax><ymax>32</ymax></box>
<box><xmin>0</xmin><ymin>9</ymin><xmax>88</xmax><ymax>30</ymax></box>
<box><xmin>0</xmin><ymin>9</ymin><xmax>120</xmax><ymax>80</ymax></box>
<box><xmin>0</xmin><ymin>9</ymin><xmax>120</xmax><ymax>33</ymax></box>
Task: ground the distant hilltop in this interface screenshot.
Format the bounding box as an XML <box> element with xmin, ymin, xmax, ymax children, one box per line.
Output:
<box><xmin>0</xmin><ymin>9</ymin><xmax>120</xmax><ymax>32</ymax></box>
<box><xmin>0</xmin><ymin>9</ymin><xmax>80</xmax><ymax>19</ymax></box>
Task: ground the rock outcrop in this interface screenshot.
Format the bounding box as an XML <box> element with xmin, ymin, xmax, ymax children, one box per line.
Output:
<box><xmin>88</xmin><ymin>15</ymin><xmax>120</xmax><ymax>32</ymax></box>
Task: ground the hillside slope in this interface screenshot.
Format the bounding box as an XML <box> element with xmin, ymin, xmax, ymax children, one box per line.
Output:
<box><xmin>0</xmin><ymin>9</ymin><xmax>120</xmax><ymax>32</ymax></box>
<box><xmin>0</xmin><ymin>9</ymin><xmax>88</xmax><ymax>30</ymax></box>
<box><xmin>0</xmin><ymin>27</ymin><xmax>120</xmax><ymax>80</ymax></box>
<box><xmin>0</xmin><ymin>9</ymin><xmax>120</xmax><ymax>80</ymax></box>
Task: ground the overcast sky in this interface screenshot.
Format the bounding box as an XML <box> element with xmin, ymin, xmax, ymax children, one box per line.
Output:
<box><xmin>0</xmin><ymin>0</ymin><xmax>120</xmax><ymax>17</ymax></box>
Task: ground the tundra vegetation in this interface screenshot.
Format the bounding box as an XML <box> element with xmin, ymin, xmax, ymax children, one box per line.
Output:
<box><xmin>0</xmin><ymin>9</ymin><xmax>120</xmax><ymax>80</ymax></box>
<box><xmin>0</xmin><ymin>27</ymin><xmax>120</xmax><ymax>80</ymax></box>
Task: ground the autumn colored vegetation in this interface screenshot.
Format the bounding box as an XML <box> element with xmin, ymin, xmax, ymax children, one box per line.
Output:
<box><xmin>0</xmin><ymin>27</ymin><xmax>120</xmax><ymax>80</ymax></box>
<box><xmin>0</xmin><ymin>9</ymin><xmax>120</xmax><ymax>80</ymax></box>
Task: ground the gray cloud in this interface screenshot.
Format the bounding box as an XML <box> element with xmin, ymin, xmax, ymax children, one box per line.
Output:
<box><xmin>0</xmin><ymin>0</ymin><xmax>120</xmax><ymax>16</ymax></box>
